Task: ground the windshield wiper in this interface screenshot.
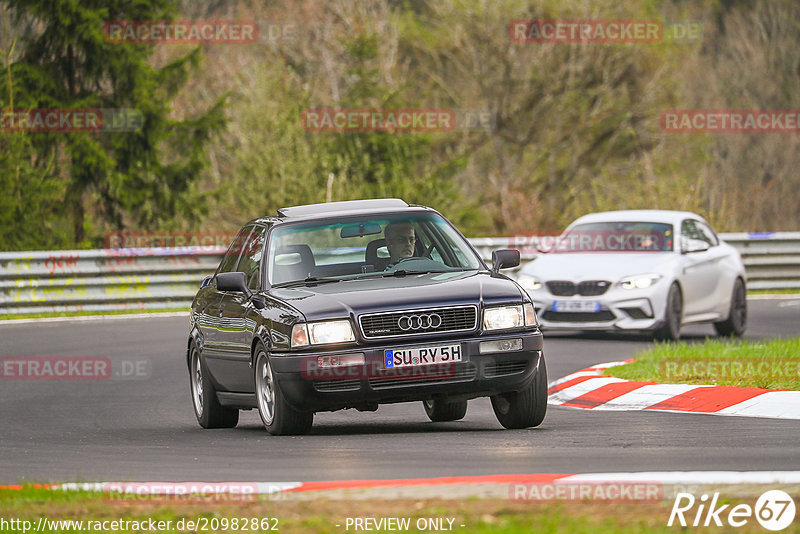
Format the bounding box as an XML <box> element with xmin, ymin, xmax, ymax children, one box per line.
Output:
<box><xmin>382</xmin><ymin>269</ymin><xmax>449</xmax><ymax>277</ymax></box>
<box><xmin>272</xmin><ymin>276</ymin><xmax>343</xmax><ymax>288</ymax></box>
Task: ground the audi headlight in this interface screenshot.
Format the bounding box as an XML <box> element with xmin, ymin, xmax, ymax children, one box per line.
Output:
<box><xmin>620</xmin><ymin>273</ymin><xmax>662</xmax><ymax>290</ymax></box>
<box><xmin>517</xmin><ymin>275</ymin><xmax>543</xmax><ymax>291</ymax></box>
<box><xmin>483</xmin><ymin>305</ymin><xmax>524</xmax><ymax>331</ymax></box>
<box><xmin>524</xmin><ymin>302</ymin><xmax>538</xmax><ymax>326</ymax></box>
<box><xmin>291</xmin><ymin>320</ymin><xmax>355</xmax><ymax>348</ymax></box>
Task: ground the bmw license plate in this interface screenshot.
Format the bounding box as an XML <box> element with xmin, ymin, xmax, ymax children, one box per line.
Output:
<box><xmin>384</xmin><ymin>344</ymin><xmax>462</xmax><ymax>369</ymax></box>
<box><xmin>553</xmin><ymin>300</ymin><xmax>601</xmax><ymax>313</ymax></box>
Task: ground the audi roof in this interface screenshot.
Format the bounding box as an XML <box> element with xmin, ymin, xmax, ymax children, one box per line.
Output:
<box><xmin>245</xmin><ymin>198</ymin><xmax>435</xmax><ymax>227</ymax></box>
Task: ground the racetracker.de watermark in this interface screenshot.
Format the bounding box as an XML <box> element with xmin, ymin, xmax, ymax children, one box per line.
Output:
<box><xmin>509</xmin><ymin>20</ymin><xmax>702</xmax><ymax>43</ymax></box>
<box><xmin>509</xmin><ymin>482</ymin><xmax>663</xmax><ymax>502</ymax></box>
<box><xmin>661</xmin><ymin>110</ymin><xmax>800</xmax><ymax>133</ymax></box>
<box><xmin>510</xmin><ymin>230</ymin><xmax>672</xmax><ymax>254</ymax></box>
<box><xmin>301</xmin><ymin>358</ymin><xmax>459</xmax><ymax>382</ymax></box>
<box><xmin>510</xmin><ymin>20</ymin><xmax>662</xmax><ymax>43</ymax></box>
<box><xmin>104</xmin><ymin>20</ymin><xmax>296</xmax><ymax>45</ymax></box>
<box><xmin>0</xmin><ymin>109</ymin><xmax>142</xmax><ymax>133</ymax></box>
<box><xmin>102</xmin><ymin>482</ymin><xmax>273</xmax><ymax>504</ymax></box>
<box><xmin>104</xmin><ymin>231</ymin><xmax>237</xmax><ymax>250</ymax></box>
<box><xmin>104</xmin><ymin>20</ymin><xmax>257</xmax><ymax>44</ymax></box>
<box><xmin>661</xmin><ymin>359</ymin><xmax>800</xmax><ymax>381</ymax></box>
<box><xmin>0</xmin><ymin>357</ymin><xmax>151</xmax><ymax>381</ymax></box>
<box><xmin>301</xmin><ymin>108</ymin><xmax>494</xmax><ymax>133</ymax></box>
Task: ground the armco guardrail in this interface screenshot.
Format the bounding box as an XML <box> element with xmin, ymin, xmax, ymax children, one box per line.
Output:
<box><xmin>0</xmin><ymin>233</ymin><xmax>798</xmax><ymax>315</ymax></box>
<box><xmin>0</xmin><ymin>247</ymin><xmax>225</xmax><ymax>315</ymax></box>
<box><xmin>470</xmin><ymin>232</ymin><xmax>800</xmax><ymax>291</ymax></box>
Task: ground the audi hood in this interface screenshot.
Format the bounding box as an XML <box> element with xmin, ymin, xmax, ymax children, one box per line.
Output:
<box><xmin>268</xmin><ymin>271</ymin><xmax>525</xmax><ymax>322</ymax></box>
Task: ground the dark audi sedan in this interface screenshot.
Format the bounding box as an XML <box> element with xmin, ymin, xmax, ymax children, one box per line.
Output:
<box><xmin>187</xmin><ymin>199</ymin><xmax>546</xmax><ymax>435</ymax></box>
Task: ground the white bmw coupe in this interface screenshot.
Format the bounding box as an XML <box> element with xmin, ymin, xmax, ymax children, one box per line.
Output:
<box><xmin>515</xmin><ymin>210</ymin><xmax>747</xmax><ymax>340</ymax></box>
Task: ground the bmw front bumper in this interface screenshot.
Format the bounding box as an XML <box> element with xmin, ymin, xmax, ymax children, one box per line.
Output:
<box><xmin>526</xmin><ymin>285</ymin><xmax>669</xmax><ymax>331</ymax></box>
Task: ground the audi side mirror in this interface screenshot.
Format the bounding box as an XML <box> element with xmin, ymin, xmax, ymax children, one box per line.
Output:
<box><xmin>216</xmin><ymin>271</ymin><xmax>266</xmax><ymax>309</ymax></box>
<box><xmin>491</xmin><ymin>249</ymin><xmax>521</xmax><ymax>275</ymax></box>
<box><xmin>216</xmin><ymin>271</ymin><xmax>249</xmax><ymax>293</ymax></box>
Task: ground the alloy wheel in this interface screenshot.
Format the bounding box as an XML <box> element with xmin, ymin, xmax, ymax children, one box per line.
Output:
<box><xmin>256</xmin><ymin>352</ymin><xmax>275</xmax><ymax>426</ymax></box>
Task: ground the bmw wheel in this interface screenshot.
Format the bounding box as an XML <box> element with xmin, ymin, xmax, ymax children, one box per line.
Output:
<box><xmin>714</xmin><ymin>278</ymin><xmax>747</xmax><ymax>337</ymax></box>
<box><xmin>491</xmin><ymin>354</ymin><xmax>547</xmax><ymax>429</ymax></box>
<box><xmin>654</xmin><ymin>283</ymin><xmax>682</xmax><ymax>341</ymax></box>
<box><xmin>254</xmin><ymin>344</ymin><xmax>313</xmax><ymax>436</ymax></box>
<box><xmin>189</xmin><ymin>341</ymin><xmax>239</xmax><ymax>429</ymax></box>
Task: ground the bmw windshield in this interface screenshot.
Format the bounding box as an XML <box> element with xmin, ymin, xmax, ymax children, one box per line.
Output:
<box><xmin>550</xmin><ymin>221</ymin><xmax>674</xmax><ymax>253</ymax></box>
<box><xmin>267</xmin><ymin>212</ymin><xmax>483</xmax><ymax>286</ymax></box>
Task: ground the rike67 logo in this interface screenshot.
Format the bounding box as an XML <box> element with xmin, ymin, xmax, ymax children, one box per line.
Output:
<box><xmin>669</xmin><ymin>490</ymin><xmax>796</xmax><ymax>531</ymax></box>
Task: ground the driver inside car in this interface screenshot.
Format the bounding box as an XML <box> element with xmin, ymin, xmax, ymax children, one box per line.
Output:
<box><xmin>384</xmin><ymin>222</ymin><xmax>416</xmax><ymax>268</ymax></box>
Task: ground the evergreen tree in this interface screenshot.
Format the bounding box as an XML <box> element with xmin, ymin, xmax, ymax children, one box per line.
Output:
<box><xmin>0</xmin><ymin>0</ymin><xmax>224</xmax><ymax>249</ymax></box>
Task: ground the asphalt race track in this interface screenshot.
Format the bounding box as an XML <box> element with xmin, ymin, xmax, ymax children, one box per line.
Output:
<box><xmin>1</xmin><ymin>298</ymin><xmax>799</xmax><ymax>484</ymax></box>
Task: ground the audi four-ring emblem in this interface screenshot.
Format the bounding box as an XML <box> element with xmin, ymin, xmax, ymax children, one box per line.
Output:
<box><xmin>398</xmin><ymin>313</ymin><xmax>442</xmax><ymax>331</ymax></box>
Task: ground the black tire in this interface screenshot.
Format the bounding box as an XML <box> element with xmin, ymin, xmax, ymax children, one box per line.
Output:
<box><xmin>254</xmin><ymin>344</ymin><xmax>313</xmax><ymax>436</ymax></box>
<box><xmin>491</xmin><ymin>354</ymin><xmax>548</xmax><ymax>429</ymax></box>
<box><xmin>423</xmin><ymin>399</ymin><xmax>468</xmax><ymax>422</ymax></box>
<box><xmin>189</xmin><ymin>341</ymin><xmax>239</xmax><ymax>429</ymax></box>
<box><xmin>654</xmin><ymin>283</ymin><xmax>682</xmax><ymax>341</ymax></box>
<box><xmin>714</xmin><ymin>278</ymin><xmax>747</xmax><ymax>337</ymax></box>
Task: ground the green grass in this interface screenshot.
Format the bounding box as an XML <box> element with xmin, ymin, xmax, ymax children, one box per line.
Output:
<box><xmin>1</xmin><ymin>486</ymin><xmax>770</xmax><ymax>534</ymax></box>
<box><xmin>748</xmin><ymin>289</ymin><xmax>800</xmax><ymax>295</ymax></box>
<box><xmin>0</xmin><ymin>307</ymin><xmax>189</xmax><ymax>321</ymax></box>
<box><xmin>605</xmin><ymin>337</ymin><xmax>800</xmax><ymax>390</ymax></box>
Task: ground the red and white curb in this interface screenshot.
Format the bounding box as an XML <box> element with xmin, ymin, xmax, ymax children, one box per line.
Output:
<box><xmin>548</xmin><ymin>360</ymin><xmax>800</xmax><ymax>419</ymax></box>
<box><xmin>1</xmin><ymin>476</ymin><xmax>568</xmax><ymax>494</ymax></box>
<box><xmin>3</xmin><ymin>471</ymin><xmax>800</xmax><ymax>496</ymax></box>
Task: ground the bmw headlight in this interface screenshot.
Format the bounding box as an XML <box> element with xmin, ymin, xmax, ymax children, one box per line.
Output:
<box><xmin>620</xmin><ymin>273</ymin><xmax>662</xmax><ymax>290</ymax></box>
<box><xmin>483</xmin><ymin>305</ymin><xmax>524</xmax><ymax>331</ymax></box>
<box><xmin>291</xmin><ymin>320</ymin><xmax>355</xmax><ymax>347</ymax></box>
<box><xmin>517</xmin><ymin>275</ymin><xmax>543</xmax><ymax>291</ymax></box>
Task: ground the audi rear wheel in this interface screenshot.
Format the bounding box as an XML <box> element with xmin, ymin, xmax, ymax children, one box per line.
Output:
<box><xmin>189</xmin><ymin>342</ymin><xmax>239</xmax><ymax>429</ymax></box>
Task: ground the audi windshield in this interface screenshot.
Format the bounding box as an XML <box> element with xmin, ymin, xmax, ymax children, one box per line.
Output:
<box><xmin>267</xmin><ymin>213</ymin><xmax>484</xmax><ymax>286</ymax></box>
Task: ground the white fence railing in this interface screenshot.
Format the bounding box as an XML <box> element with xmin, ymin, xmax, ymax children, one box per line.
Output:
<box><xmin>1</xmin><ymin>233</ymin><xmax>798</xmax><ymax>315</ymax></box>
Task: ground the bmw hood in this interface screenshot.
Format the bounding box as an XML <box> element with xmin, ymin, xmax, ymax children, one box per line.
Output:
<box><xmin>519</xmin><ymin>252</ymin><xmax>677</xmax><ymax>282</ymax></box>
<box><xmin>268</xmin><ymin>271</ymin><xmax>524</xmax><ymax>322</ymax></box>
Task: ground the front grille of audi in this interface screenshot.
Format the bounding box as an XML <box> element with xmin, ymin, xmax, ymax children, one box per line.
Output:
<box><xmin>359</xmin><ymin>305</ymin><xmax>477</xmax><ymax>339</ymax></box>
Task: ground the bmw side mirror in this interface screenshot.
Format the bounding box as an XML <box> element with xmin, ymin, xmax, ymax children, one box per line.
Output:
<box><xmin>216</xmin><ymin>272</ymin><xmax>266</xmax><ymax>309</ymax></box>
<box><xmin>681</xmin><ymin>237</ymin><xmax>710</xmax><ymax>254</ymax></box>
<box><xmin>491</xmin><ymin>249</ymin><xmax>521</xmax><ymax>275</ymax></box>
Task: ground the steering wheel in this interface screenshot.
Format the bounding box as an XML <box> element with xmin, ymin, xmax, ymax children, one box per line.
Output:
<box><xmin>391</xmin><ymin>257</ymin><xmax>420</xmax><ymax>267</ymax></box>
